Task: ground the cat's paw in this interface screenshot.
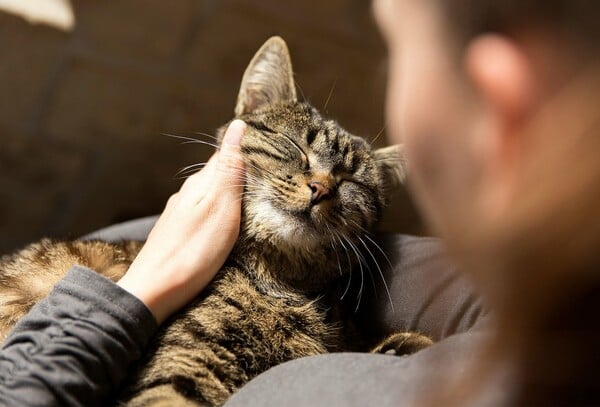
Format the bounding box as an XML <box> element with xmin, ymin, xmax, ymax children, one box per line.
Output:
<box><xmin>370</xmin><ymin>332</ymin><xmax>433</xmax><ymax>356</ymax></box>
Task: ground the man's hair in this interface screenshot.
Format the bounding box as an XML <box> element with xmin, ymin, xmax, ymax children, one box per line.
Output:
<box><xmin>438</xmin><ymin>0</ymin><xmax>599</xmax><ymax>53</ymax></box>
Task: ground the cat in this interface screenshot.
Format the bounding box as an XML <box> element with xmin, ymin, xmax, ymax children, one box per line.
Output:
<box><xmin>0</xmin><ymin>36</ymin><xmax>431</xmax><ymax>406</ymax></box>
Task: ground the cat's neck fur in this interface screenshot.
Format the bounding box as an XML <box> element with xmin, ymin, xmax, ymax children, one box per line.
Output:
<box><xmin>230</xmin><ymin>226</ymin><xmax>351</xmax><ymax>295</ymax></box>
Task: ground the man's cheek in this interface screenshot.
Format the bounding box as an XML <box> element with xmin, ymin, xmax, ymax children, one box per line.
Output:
<box><xmin>385</xmin><ymin>57</ymin><xmax>406</xmax><ymax>145</ymax></box>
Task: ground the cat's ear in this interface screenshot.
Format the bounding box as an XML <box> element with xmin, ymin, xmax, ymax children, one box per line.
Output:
<box><xmin>373</xmin><ymin>144</ymin><xmax>408</xmax><ymax>187</ymax></box>
<box><xmin>235</xmin><ymin>36</ymin><xmax>297</xmax><ymax>117</ymax></box>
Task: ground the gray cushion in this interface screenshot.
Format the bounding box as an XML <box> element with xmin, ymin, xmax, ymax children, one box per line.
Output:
<box><xmin>81</xmin><ymin>216</ymin><xmax>158</xmax><ymax>243</ymax></box>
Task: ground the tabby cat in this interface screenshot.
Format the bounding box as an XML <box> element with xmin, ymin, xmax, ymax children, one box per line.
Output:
<box><xmin>0</xmin><ymin>37</ymin><xmax>431</xmax><ymax>406</ymax></box>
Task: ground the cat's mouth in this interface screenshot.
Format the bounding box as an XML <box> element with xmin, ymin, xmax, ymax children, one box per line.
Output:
<box><xmin>285</xmin><ymin>204</ymin><xmax>335</xmax><ymax>232</ymax></box>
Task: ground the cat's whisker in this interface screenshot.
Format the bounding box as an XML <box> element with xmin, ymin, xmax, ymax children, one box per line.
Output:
<box><xmin>175</xmin><ymin>170</ymin><xmax>202</xmax><ymax>178</ymax></box>
<box><xmin>240</xmin><ymin>184</ymin><xmax>265</xmax><ymax>194</ymax></box>
<box><xmin>323</xmin><ymin>77</ymin><xmax>337</xmax><ymax>113</ymax></box>
<box><xmin>240</xmin><ymin>159</ymin><xmax>280</xmax><ymax>180</ymax></box>
<box><xmin>193</xmin><ymin>131</ymin><xmax>219</xmax><ymax>141</ymax></box>
<box><xmin>354</xmin><ymin>234</ymin><xmax>378</xmax><ymax>298</ymax></box>
<box><xmin>346</xmin><ymin>220</ymin><xmax>395</xmax><ymax>274</ymax></box>
<box><xmin>354</xmin><ymin>237</ymin><xmax>379</xmax><ymax>303</ymax></box>
<box><xmin>344</xmin><ymin>237</ymin><xmax>366</xmax><ymax>312</ymax></box>
<box><xmin>369</xmin><ymin>124</ymin><xmax>386</xmax><ymax>146</ymax></box>
<box><xmin>240</xmin><ymin>186</ymin><xmax>262</xmax><ymax>194</ymax></box>
<box><xmin>230</xmin><ymin>197</ymin><xmax>245</xmax><ymax>205</ymax></box>
<box><xmin>352</xmin><ymin>236</ymin><xmax>375</xmax><ymax>298</ymax></box>
<box><xmin>180</xmin><ymin>140</ymin><xmax>208</xmax><ymax>146</ymax></box>
<box><xmin>242</xmin><ymin>173</ymin><xmax>271</xmax><ymax>187</ymax></box>
<box><xmin>175</xmin><ymin>170</ymin><xmax>208</xmax><ymax>179</ymax></box>
<box><xmin>336</xmin><ymin>234</ymin><xmax>354</xmax><ymax>301</ymax></box>
<box><xmin>162</xmin><ymin>133</ymin><xmax>221</xmax><ymax>150</ymax></box>
<box><xmin>343</xmin><ymin>220</ymin><xmax>395</xmax><ymax>312</ymax></box>
<box><xmin>210</xmin><ymin>165</ymin><xmax>268</xmax><ymax>185</ymax></box>
<box><xmin>239</xmin><ymin>184</ymin><xmax>265</xmax><ymax>193</ymax></box>
<box><xmin>295</xmin><ymin>80</ymin><xmax>307</xmax><ymax>103</ymax></box>
<box><xmin>347</xmin><ymin>218</ymin><xmax>369</xmax><ymax>233</ymax></box>
<box><xmin>356</xmin><ymin>234</ymin><xmax>395</xmax><ymax>313</ymax></box>
<box><xmin>224</xmin><ymin>181</ymin><xmax>263</xmax><ymax>193</ymax></box>
<box><xmin>363</xmin><ymin>234</ymin><xmax>395</xmax><ymax>274</ymax></box>
<box><xmin>343</xmin><ymin>226</ymin><xmax>373</xmax><ymax>267</ymax></box>
<box><xmin>174</xmin><ymin>162</ymin><xmax>209</xmax><ymax>178</ymax></box>
<box><xmin>325</xmin><ymin>223</ymin><xmax>344</xmax><ymax>277</ymax></box>
<box><xmin>224</xmin><ymin>188</ymin><xmax>250</xmax><ymax>194</ymax></box>
<box><xmin>240</xmin><ymin>187</ymin><xmax>261</xmax><ymax>194</ymax></box>
<box><xmin>175</xmin><ymin>170</ymin><xmax>212</xmax><ymax>180</ymax></box>
<box><xmin>175</xmin><ymin>157</ymin><xmax>253</xmax><ymax>178</ymax></box>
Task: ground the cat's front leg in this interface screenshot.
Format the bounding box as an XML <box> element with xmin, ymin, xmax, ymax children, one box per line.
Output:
<box><xmin>370</xmin><ymin>332</ymin><xmax>433</xmax><ymax>356</ymax></box>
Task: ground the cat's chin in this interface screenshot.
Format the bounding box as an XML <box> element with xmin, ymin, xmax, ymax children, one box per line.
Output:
<box><xmin>246</xmin><ymin>201</ymin><xmax>327</xmax><ymax>250</ymax></box>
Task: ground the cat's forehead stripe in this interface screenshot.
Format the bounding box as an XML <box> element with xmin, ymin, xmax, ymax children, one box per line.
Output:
<box><xmin>306</xmin><ymin>128</ymin><xmax>318</xmax><ymax>146</ymax></box>
<box><xmin>240</xmin><ymin>103</ymin><xmax>381</xmax><ymax>181</ymax></box>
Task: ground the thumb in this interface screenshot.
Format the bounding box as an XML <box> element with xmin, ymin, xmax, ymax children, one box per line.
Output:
<box><xmin>217</xmin><ymin>119</ymin><xmax>246</xmax><ymax>189</ymax></box>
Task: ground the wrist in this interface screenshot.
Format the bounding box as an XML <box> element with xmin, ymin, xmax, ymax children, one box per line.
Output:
<box><xmin>117</xmin><ymin>267</ymin><xmax>172</xmax><ymax>324</ymax></box>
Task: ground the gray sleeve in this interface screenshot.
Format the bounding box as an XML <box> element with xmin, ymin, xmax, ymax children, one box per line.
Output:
<box><xmin>0</xmin><ymin>265</ymin><xmax>158</xmax><ymax>407</ymax></box>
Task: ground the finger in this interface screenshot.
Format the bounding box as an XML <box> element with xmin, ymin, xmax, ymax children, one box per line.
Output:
<box><xmin>180</xmin><ymin>152</ymin><xmax>219</xmax><ymax>195</ymax></box>
<box><xmin>216</xmin><ymin>120</ymin><xmax>246</xmax><ymax>192</ymax></box>
<box><xmin>178</xmin><ymin>121</ymin><xmax>245</xmax><ymax>206</ymax></box>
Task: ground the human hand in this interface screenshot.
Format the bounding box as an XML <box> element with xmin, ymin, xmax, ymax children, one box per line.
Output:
<box><xmin>117</xmin><ymin>120</ymin><xmax>246</xmax><ymax>324</ymax></box>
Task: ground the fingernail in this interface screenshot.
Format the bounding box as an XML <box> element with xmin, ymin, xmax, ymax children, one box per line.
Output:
<box><xmin>223</xmin><ymin>119</ymin><xmax>246</xmax><ymax>146</ymax></box>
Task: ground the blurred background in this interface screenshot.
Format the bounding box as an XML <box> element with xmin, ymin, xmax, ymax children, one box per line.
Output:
<box><xmin>0</xmin><ymin>0</ymin><xmax>422</xmax><ymax>255</ymax></box>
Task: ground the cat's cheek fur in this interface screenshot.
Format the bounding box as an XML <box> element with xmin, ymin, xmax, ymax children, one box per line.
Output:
<box><xmin>337</xmin><ymin>184</ymin><xmax>376</xmax><ymax>226</ymax></box>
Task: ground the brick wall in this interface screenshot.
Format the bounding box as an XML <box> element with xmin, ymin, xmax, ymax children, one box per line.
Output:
<box><xmin>0</xmin><ymin>0</ymin><xmax>422</xmax><ymax>254</ymax></box>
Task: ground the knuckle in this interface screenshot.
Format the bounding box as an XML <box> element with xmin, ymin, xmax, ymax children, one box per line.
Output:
<box><xmin>199</xmin><ymin>198</ymin><xmax>221</xmax><ymax>220</ymax></box>
<box><xmin>167</xmin><ymin>193</ymin><xmax>180</xmax><ymax>207</ymax></box>
<box><xmin>181</xmin><ymin>173</ymin><xmax>198</xmax><ymax>190</ymax></box>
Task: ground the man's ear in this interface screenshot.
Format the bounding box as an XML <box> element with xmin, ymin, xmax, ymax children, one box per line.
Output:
<box><xmin>465</xmin><ymin>34</ymin><xmax>536</xmax><ymax>130</ymax></box>
<box><xmin>464</xmin><ymin>34</ymin><xmax>537</xmax><ymax>215</ymax></box>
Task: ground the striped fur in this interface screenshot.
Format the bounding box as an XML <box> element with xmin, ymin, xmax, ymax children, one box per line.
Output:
<box><xmin>0</xmin><ymin>37</ymin><xmax>426</xmax><ymax>406</ymax></box>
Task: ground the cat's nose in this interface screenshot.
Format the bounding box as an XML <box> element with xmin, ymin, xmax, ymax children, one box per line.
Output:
<box><xmin>308</xmin><ymin>181</ymin><xmax>332</xmax><ymax>205</ymax></box>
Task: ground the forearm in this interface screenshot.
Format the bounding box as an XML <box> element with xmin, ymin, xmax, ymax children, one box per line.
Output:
<box><xmin>0</xmin><ymin>266</ymin><xmax>157</xmax><ymax>407</ymax></box>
